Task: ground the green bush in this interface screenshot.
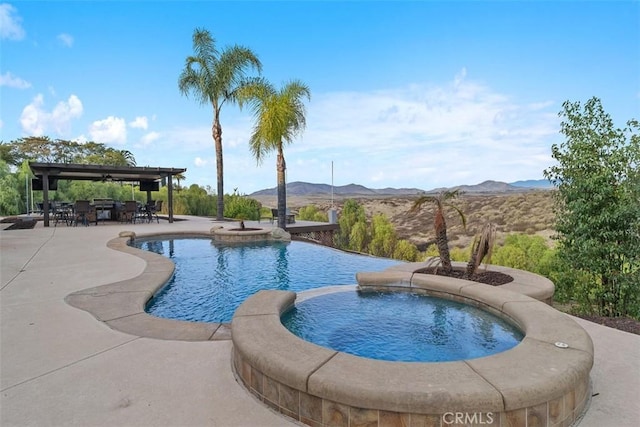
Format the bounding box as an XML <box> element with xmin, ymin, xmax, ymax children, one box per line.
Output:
<box><xmin>223</xmin><ymin>193</ymin><xmax>261</xmax><ymax>220</ymax></box>
<box><xmin>0</xmin><ymin>160</ymin><xmax>20</xmax><ymax>215</ymax></box>
<box><xmin>298</xmin><ymin>205</ymin><xmax>328</xmax><ymax>222</ymax></box>
<box><xmin>393</xmin><ymin>239</ymin><xmax>420</xmax><ymax>262</ymax></box>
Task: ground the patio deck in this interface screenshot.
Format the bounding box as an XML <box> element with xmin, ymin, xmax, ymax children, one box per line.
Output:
<box><xmin>1</xmin><ymin>216</ymin><xmax>638</xmax><ymax>426</ymax></box>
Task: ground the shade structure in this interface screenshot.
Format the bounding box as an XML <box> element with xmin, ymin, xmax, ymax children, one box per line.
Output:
<box><xmin>29</xmin><ymin>162</ymin><xmax>187</xmax><ymax>227</ymax></box>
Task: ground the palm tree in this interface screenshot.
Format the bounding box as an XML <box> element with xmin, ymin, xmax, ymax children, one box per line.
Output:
<box><xmin>238</xmin><ymin>79</ymin><xmax>311</xmax><ymax>229</ymax></box>
<box><xmin>178</xmin><ymin>28</ymin><xmax>262</xmax><ymax>220</ymax></box>
<box><xmin>173</xmin><ymin>172</ymin><xmax>186</xmax><ymax>191</ymax></box>
<box><xmin>409</xmin><ymin>190</ymin><xmax>466</xmax><ymax>273</ymax></box>
<box><xmin>465</xmin><ymin>222</ymin><xmax>497</xmax><ymax>278</ymax></box>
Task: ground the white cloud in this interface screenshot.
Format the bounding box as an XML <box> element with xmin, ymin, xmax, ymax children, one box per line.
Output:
<box><xmin>0</xmin><ymin>3</ymin><xmax>25</xmax><ymax>40</ymax></box>
<box><xmin>20</xmin><ymin>94</ymin><xmax>84</xmax><ymax>136</ymax></box>
<box><xmin>129</xmin><ymin>116</ymin><xmax>148</xmax><ymax>129</ymax></box>
<box><xmin>140</xmin><ymin>131</ymin><xmax>160</xmax><ymax>145</ymax></box>
<box><xmin>20</xmin><ymin>96</ymin><xmax>45</xmax><ymax>135</ymax></box>
<box><xmin>73</xmin><ymin>135</ymin><xmax>88</xmax><ymax>144</ymax></box>
<box><xmin>194</xmin><ymin>157</ymin><xmax>210</xmax><ymax>167</ymax></box>
<box><xmin>0</xmin><ymin>71</ymin><xmax>31</xmax><ymax>89</ymax></box>
<box><xmin>57</xmin><ymin>33</ymin><xmax>74</xmax><ymax>47</ymax></box>
<box><xmin>89</xmin><ymin>116</ymin><xmax>127</xmax><ymax>144</ymax></box>
<box><xmin>284</xmin><ymin>69</ymin><xmax>558</xmax><ymax>189</ymax></box>
<box><xmin>51</xmin><ymin>95</ymin><xmax>83</xmax><ymax>134</ymax></box>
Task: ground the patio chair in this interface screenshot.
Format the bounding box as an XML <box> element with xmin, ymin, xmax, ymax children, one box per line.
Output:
<box><xmin>122</xmin><ymin>201</ymin><xmax>138</xmax><ymax>224</ymax></box>
<box><xmin>73</xmin><ymin>200</ymin><xmax>92</xmax><ymax>226</ymax></box>
<box><xmin>53</xmin><ymin>202</ymin><xmax>72</xmax><ymax>227</ymax></box>
<box><xmin>270</xmin><ymin>208</ymin><xmax>296</xmax><ymax>225</ymax></box>
<box><xmin>147</xmin><ymin>200</ymin><xmax>162</xmax><ymax>223</ymax></box>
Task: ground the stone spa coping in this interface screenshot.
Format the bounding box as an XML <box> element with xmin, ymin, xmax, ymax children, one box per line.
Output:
<box><xmin>231</xmin><ymin>277</ymin><xmax>593</xmax><ymax>427</ymax></box>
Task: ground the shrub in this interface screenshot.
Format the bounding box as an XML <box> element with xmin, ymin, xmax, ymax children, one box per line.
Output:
<box><xmin>224</xmin><ymin>193</ymin><xmax>261</xmax><ymax>220</ymax></box>
<box><xmin>298</xmin><ymin>205</ymin><xmax>328</xmax><ymax>222</ymax></box>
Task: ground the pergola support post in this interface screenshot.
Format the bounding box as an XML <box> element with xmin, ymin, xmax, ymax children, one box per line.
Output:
<box><xmin>42</xmin><ymin>172</ymin><xmax>50</xmax><ymax>227</ymax></box>
<box><xmin>167</xmin><ymin>174</ymin><xmax>174</xmax><ymax>223</ymax></box>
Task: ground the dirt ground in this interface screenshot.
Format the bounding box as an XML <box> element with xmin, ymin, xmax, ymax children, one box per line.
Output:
<box><xmin>255</xmin><ymin>191</ymin><xmax>556</xmax><ymax>249</ymax></box>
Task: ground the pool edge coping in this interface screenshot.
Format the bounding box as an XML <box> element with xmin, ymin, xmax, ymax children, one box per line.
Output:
<box><xmin>65</xmin><ymin>233</ymin><xmax>558</xmax><ymax>342</ymax></box>
<box><xmin>65</xmin><ymin>231</ymin><xmax>232</xmax><ymax>341</ymax></box>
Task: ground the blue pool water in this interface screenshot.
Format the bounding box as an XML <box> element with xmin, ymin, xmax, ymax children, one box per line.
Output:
<box><xmin>132</xmin><ymin>238</ymin><xmax>401</xmax><ymax>323</ymax></box>
<box><xmin>282</xmin><ymin>291</ymin><xmax>524</xmax><ymax>362</ymax></box>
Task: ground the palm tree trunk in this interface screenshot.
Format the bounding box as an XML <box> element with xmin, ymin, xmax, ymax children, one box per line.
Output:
<box><xmin>276</xmin><ymin>148</ymin><xmax>287</xmax><ymax>229</ymax></box>
<box><xmin>213</xmin><ymin>112</ymin><xmax>224</xmax><ymax>220</ymax></box>
<box><xmin>434</xmin><ymin>210</ymin><xmax>453</xmax><ymax>272</ymax></box>
<box><xmin>466</xmin><ymin>242</ymin><xmax>482</xmax><ymax>279</ymax></box>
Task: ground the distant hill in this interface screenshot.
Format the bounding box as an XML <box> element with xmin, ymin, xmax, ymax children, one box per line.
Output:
<box><xmin>509</xmin><ymin>179</ymin><xmax>553</xmax><ymax>189</ymax></box>
<box><xmin>250</xmin><ymin>181</ymin><xmax>424</xmax><ymax>197</ymax></box>
<box><xmin>249</xmin><ymin>179</ymin><xmax>551</xmax><ymax>197</ymax></box>
<box><xmin>430</xmin><ymin>180</ymin><xmax>521</xmax><ymax>194</ymax></box>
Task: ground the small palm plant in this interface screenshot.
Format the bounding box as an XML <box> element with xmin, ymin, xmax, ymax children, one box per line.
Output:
<box><xmin>410</xmin><ymin>190</ymin><xmax>466</xmax><ymax>273</ymax></box>
<box><xmin>465</xmin><ymin>222</ymin><xmax>497</xmax><ymax>279</ymax></box>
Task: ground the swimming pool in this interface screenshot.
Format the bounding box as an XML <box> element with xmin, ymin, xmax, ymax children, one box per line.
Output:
<box><xmin>132</xmin><ymin>238</ymin><xmax>401</xmax><ymax>323</ymax></box>
<box><xmin>282</xmin><ymin>290</ymin><xmax>523</xmax><ymax>362</ymax></box>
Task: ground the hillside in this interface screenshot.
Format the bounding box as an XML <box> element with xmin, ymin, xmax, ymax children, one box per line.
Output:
<box><xmin>250</xmin><ymin>179</ymin><xmax>551</xmax><ymax>197</ymax></box>
<box><xmin>250</xmin><ymin>181</ymin><xmax>424</xmax><ymax>197</ymax></box>
<box><xmin>252</xmin><ymin>190</ymin><xmax>556</xmax><ymax>250</ymax></box>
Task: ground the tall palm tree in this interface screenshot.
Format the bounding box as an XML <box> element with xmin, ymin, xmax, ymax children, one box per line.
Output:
<box><xmin>178</xmin><ymin>28</ymin><xmax>262</xmax><ymax>220</ymax></box>
<box><xmin>410</xmin><ymin>190</ymin><xmax>466</xmax><ymax>273</ymax></box>
<box><xmin>238</xmin><ymin>79</ymin><xmax>311</xmax><ymax>229</ymax></box>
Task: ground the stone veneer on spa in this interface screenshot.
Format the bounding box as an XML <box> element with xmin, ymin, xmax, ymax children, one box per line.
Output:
<box><xmin>231</xmin><ymin>267</ymin><xmax>593</xmax><ymax>427</ymax></box>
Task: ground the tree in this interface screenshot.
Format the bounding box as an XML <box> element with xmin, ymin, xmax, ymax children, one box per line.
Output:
<box><xmin>85</xmin><ymin>148</ymin><xmax>136</xmax><ymax>166</ymax></box>
<box><xmin>0</xmin><ymin>159</ymin><xmax>20</xmax><ymax>215</ymax></box>
<box><xmin>544</xmin><ymin>97</ymin><xmax>640</xmax><ymax>317</ymax></box>
<box><xmin>3</xmin><ymin>137</ymin><xmax>138</xmax><ymax>167</ymax></box>
<box><xmin>369</xmin><ymin>213</ymin><xmax>397</xmax><ymax>257</ymax></box>
<box><xmin>173</xmin><ymin>172</ymin><xmax>187</xmax><ymax>191</ymax></box>
<box><xmin>335</xmin><ymin>199</ymin><xmax>367</xmax><ymax>250</ymax></box>
<box><xmin>409</xmin><ymin>190</ymin><xmax>466</xmax><ymax>273</ymax></box>
<box><xmin>298</xmin><ymin>205</ymin><xmax>329</xmax><ymax>222</ymax></box>
<box><xmin>237</xmin><ymin>79</ymin><xmax>311</xmax><ymax>228</ymax></box>
<box><xmin>178</xmin><ymin>28</ymin><xmax>262</xmax><ymax>220</ymax></box>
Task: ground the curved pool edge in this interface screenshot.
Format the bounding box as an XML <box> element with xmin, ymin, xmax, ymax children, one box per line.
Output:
<box><xmin>231</xmin><ymin>283</ymin><xmax>593</xmax><ymax>427</ymax></box>
<box><xmin>374</xmin><ymin>260</ymin><xmax>556</xmax><ymax>305</ymax></box>
<box><xmin>65</xmin><ymin>231</ymin><xmax>232</xmax><ymax>341</ymax></box>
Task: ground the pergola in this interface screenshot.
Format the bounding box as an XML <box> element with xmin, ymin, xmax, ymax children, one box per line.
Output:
<box><xmin>29</xmin><ymin>162</ymin><xmax>187</xmax><ymax>227</ymax></box>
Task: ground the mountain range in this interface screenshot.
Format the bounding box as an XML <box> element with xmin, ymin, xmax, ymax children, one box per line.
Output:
<box><xmin>249</xmin><ymin>179</ymin><xmax>553</xmax><ymax>197</ymax></box>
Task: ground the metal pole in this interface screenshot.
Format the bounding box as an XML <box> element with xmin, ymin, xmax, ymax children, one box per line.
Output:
<box><xmin>331</xmin><ymin>161</ymin><xmax>334</xmax><ymax>208</ymax></box>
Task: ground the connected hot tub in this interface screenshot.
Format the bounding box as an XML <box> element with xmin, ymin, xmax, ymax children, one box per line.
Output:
<box><xmin>231</xmin><ymin>268</ymin><xmax>593</xmax><ymax>427</ymax></box>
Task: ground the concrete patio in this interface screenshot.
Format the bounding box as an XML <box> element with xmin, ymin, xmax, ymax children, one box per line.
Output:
<box><xmin>1</xmin><ymin>216</ymin><xmax>639</xmax><ymax>426</ymax></box>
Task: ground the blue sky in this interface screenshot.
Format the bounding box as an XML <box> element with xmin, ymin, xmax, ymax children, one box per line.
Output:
<box><xmin>1</xmin><ymin>1</ymin><xmax>638</xmax><ymax>194</ymax></box>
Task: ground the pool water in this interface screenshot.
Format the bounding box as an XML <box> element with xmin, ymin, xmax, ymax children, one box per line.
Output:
<box><xmin>281</xmin><ymin>291</ymin><xmax>524</xmax><ymax>362</ymax></box>
<box><xmin>133</xmin><ymin>238</ymin><xmax>401</xmax><ymax>323</ymax></box>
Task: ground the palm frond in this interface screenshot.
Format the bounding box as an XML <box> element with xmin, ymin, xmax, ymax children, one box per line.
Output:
<box><xmin>240</xmin><ymin>79</ymin><xmax>311</xmax><ymax>165</ymax></box>
<box><xmin>409</xmin><ymin>195</ymin><xmax>436</xmax><ymax>213</ymax></box>
<box><xmin>446</xmin><ymin>203</ymin><xmax>467</xmax><ymax>230</ymax></box>
<box><xmin>466</xmin><ymin>222</ymin><xmax>497</xmax><ymax>277</ymax></box>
